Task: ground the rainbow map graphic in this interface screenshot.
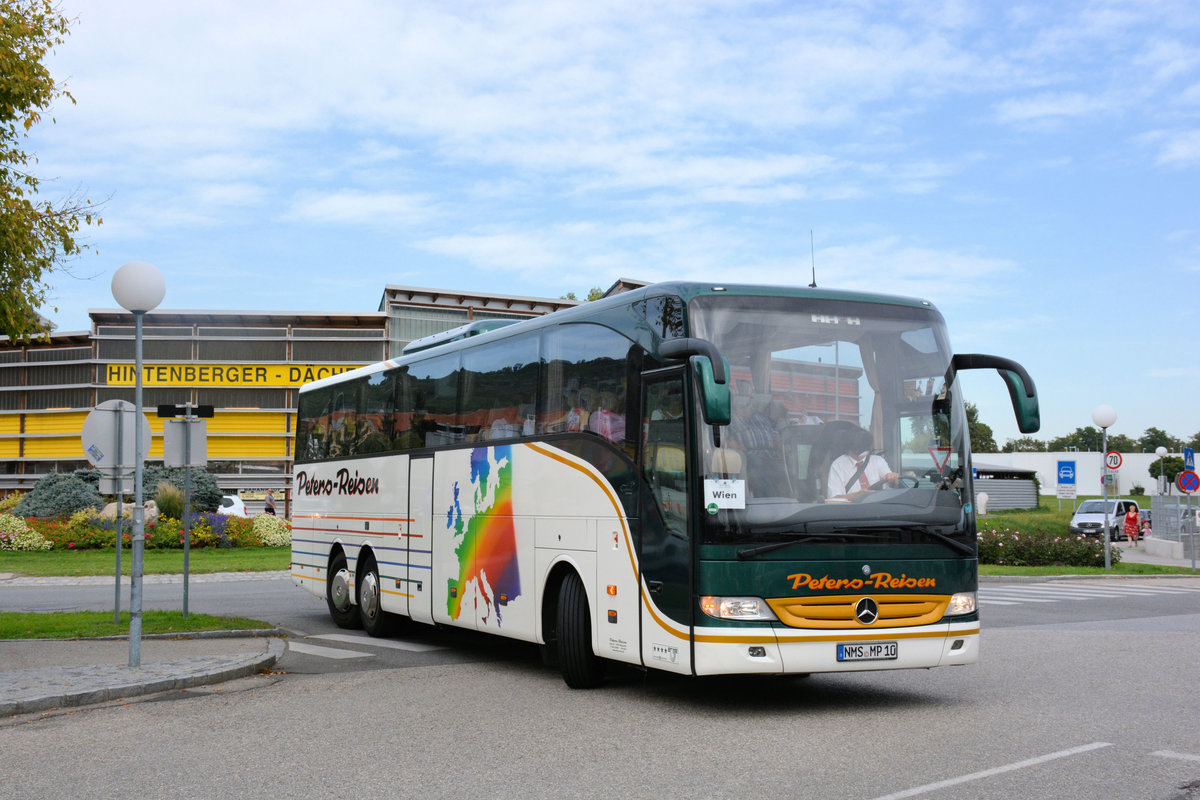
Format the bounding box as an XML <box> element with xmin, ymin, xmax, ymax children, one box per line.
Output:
<box><xmin>445</xmin><ymin>445</ymin><xmax>521</xmax><ymax>625</ymax></box>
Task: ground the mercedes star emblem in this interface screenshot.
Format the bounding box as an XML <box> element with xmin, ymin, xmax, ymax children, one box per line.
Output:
<box><xmin>855</xmin><ymin>597</ymin><xmax>880</xmax><ymax>625</ymax></box>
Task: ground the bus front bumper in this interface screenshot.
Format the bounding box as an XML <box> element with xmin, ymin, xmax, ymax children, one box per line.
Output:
<box><xmin>692</xmin><ymin>622</ymin><xmax>980</xmax><ymax>676</ymax></box>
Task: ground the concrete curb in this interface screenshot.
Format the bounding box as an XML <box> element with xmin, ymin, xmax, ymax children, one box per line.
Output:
<box><xmin>0</xmin><ymin>636</ymin><xmax>285</xmax><ymax>718</ymax></box>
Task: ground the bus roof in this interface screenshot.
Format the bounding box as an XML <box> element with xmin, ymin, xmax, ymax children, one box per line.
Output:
<box><xmin>298</xmin><ymin>281</ymin><xmax>938</xmax><ymax>393</ymax></box>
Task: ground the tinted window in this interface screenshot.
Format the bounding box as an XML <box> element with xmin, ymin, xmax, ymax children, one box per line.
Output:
<box><xmin>542</xmin><ymin>324</ymin><xmax>633</xmax><ymax>447</ymax></box>
<box><xmin>460</xmin><ymin>335</ymin><xmax>540</xmax><ymax>441</ymax></box>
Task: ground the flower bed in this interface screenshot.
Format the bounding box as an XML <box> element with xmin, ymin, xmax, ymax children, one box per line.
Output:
<box><xmin>977</xmin><ymin>526</ymin><xmax>1118</xmax><ymax>568</ymax></box>
<box><xmin>21</xmin><ymin>510</ymin><xmax>291</xmax><ymax>550</ymax></box>
<box><xmin>0</xmin><ymin>514</ymin><xmax>53</xmax><ymax>551</ymax></box>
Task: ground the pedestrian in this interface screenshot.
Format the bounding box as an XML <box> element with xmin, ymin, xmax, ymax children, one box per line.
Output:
<box><xmin>1123</xmin><ymin>503</ymin><xmax>1140</xmax><ymax>547</ymax></box>
<box><xmin>264</xmin><ymin>489</ymin><xmax>276</xmax><ymax>516</ymax></box>
<box><xmin>1141</xmin><ymin>519</ymin><xmax>1152</xmax><ymax>539</ymax></box>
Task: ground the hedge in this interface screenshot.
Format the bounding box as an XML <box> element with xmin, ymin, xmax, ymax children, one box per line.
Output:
<box><xmin>977</xmin><ymin>526</ymin><xmax>1118</xmax><ymax>568</ymax></box>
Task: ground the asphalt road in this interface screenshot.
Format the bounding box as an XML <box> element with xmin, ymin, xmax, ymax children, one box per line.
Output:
<box><xmin>2</xmin><ymin>576</ymin><xmax>1199</xmax><ymax>799</ymax></box>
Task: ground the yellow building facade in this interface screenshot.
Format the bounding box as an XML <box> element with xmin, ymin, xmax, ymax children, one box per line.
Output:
<box><xmin>1</xmin><ymin>284</ymin><xmax>584</xmax><ymax>511</ymax></box>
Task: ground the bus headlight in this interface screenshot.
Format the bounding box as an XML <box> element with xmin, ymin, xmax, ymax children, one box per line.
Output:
<box><xmin>700</xmin><ymin>596</ymin><xmax>779</xmax><ymax>621</ymax></box>
<box><xmin>945</xmin><ymin>592</ymin><xmax>977</xmax><ymax>616</ymax></box>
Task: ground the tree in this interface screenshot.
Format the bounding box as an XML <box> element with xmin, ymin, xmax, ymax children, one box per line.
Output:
<box><xmin>1002</xmin><ymin>436</ymin><xmax>1046</xmax><ymax>452</ymax></box>
<box><xmin>965</xmin><ymin>402</ymin><xmax>997</xmax><ymax>452</ymax></box>
<box><xmin>1187</xmin><ymin>431</ymin><xmax>1200</xmax><ymax>452</ymax></box>
<box><xmin>560</xmin><ymin>287</ymin><xmax>603</xmax><ymax>302</ymax></box>
<box><xmin>1</xmin><ymin>0</ymin><xmax>100</xmax><ymax>342</ymax></box>
<box><xmin>1047</xmin><ymin>426</ymin><xmax>1104</xmax><ymax>452</ymax></box>
<box><xmin>1149</xmin><ymin>456</ymin><xmax>1185</xmax><ymax>486</ymax></box>
<box><xmin>1138</xmin><ymin>427</ymin><xmax>1181</xmax><ymax>453</ymax></box>
<box><xmin>1107</xmin><ymin>433</ymin><xmax>1137</xmax><ymax>452</ymax></box>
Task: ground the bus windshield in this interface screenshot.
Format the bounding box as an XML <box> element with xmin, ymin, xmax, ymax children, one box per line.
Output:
<box><xmin>688</xmin><ymin>294</ymin><xmax>970</xmax><ymax>546</ymax></box>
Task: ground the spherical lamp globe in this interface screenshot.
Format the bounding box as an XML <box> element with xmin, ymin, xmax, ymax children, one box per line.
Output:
<box><xmin>111</xmin><ymin>261</ymin><xmax>165</xmax><ymax>313</ymax></box>
<box><xmin>1091</xmin><ymin>404</ymin><xmax>1117</xmax><ymax>430</ymax></box>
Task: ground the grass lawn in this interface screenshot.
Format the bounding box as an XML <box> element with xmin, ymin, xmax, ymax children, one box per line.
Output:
<box><xmin>0</xmin><ymin>610</ymin><xmax>273</xmax><ymax>639</ymax></box>
<box><xmin>0</xmin><ymin>546</ymin><xmax>289</xmax><ymax>578</ymax></box>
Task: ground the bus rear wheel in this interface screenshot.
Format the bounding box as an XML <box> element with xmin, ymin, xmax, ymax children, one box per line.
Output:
<box><xmin>557</xmin><ymin>571</ymin><xmax>606</xmax><ymax>688</ymax></box>
<box><xmin>326</xmin><ymin>551</ymin><xmax>361</xmax><ymax>629</ymax></box>
<box><xmin>357</xmin><ymin>553</ymin><xmax>395</xmax><ymax>637</ymax></box>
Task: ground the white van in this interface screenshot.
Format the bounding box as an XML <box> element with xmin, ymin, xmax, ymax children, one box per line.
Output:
<box><xmin>1068</xmin><ymin>499</ymin><xmax>1140</xmax><ymax>541</ymax></box>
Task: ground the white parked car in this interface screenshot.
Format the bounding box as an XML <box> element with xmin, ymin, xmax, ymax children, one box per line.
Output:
<box><xmin>217</xmin><ymin>495</ymin><xmax>248</xmax><ymax>517</ymax></box>
<box><xmin>1068</xmin><ymin>499</ymin><xmax>1140</xmax><ymax>541</ymax></box>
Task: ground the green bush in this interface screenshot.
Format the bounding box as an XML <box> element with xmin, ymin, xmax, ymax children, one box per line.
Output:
<box><xmin>142</xmin><ymin>466</ymin><xmax>223</xmax><ymax>512</ymax></box>
<box><xmin>13</xmin><ymin>473</ymin><xmax>104</xmax><ymax>518</ymax></box>
<box><xmin>154</xmin><ymin>482</ymin><xmax>185</xmax><ymax>519</ymax></box>
<box><xmin>977</xmin><ymin>526</ymin><xmax>1119</xmax><ymax>568</ymax></box>
<box><xmin>0</xmin><ymin>513</ymin><xmax>52</xmax><ymax>551</ymax></box>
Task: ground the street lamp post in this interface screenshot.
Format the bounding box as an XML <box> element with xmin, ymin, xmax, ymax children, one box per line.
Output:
<box><xmin>1092</xmin><ymin>404</ymin><xmax>1117</xmax><ymax>570</ymax></box>
<box><xmin>111</xmin><ymin>261</ymin><xmax>165</xmax><ymax>667</ymax></box>
<box><xmin>1156</xmin><ymin>446</ymin><xmax>1168</xmax><ymax>496</ymax></box>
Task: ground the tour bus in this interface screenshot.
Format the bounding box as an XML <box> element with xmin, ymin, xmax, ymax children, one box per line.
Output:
<box><xmin>290</xmin><ymin>282</ymin><xmax>1039</xmax><ymax>687</ymax></box>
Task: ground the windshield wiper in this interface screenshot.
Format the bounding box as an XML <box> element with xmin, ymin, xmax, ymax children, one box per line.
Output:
<box><xmin>835</xmin><ymin>523</ymin><xmax>975</xmax><ymax>557</ymax></box>
<box><xmin>737</xmin><ymin>531</ymin><xmax>876</xmax><ymax>560</ymax></box>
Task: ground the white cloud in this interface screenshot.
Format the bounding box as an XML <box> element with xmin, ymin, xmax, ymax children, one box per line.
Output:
<box><xmin>285</xmin><ymin>190</ymin><xmax>434</xmax><ymax>226</ymax></box>
<box><xmin>1142</xmin><ymin>129</ymin><xmax>1200</xmax><ymax>166</ymax></box>
<box><xmin>195</xmin><ymin>182</ymin><xmax>266</xmax><ymax>208</ymax></box>
<box><xmin>994</xmin><ymin>92</ymin><xmax>1107</xmax><ymax>125</ymax></box>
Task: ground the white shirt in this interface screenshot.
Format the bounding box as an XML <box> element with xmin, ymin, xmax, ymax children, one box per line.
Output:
<box><xmin>827</xmin><ymin>452</ymin><xmax>892</xmax><ymax>498</ymax></box>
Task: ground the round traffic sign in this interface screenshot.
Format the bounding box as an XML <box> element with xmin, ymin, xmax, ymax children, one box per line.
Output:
<box><xmin>1178</xmin><ymin>470</ymin><xmax>1199</xmax><ymax>494</ymax></box>
<box><xmin>1105</xmin><ymin>451</ymin><xmax>1123</xmax><ymax>470</ymax></box>
<box><xmin>81</xmin><ymin>399</ymin><xmax>150</xmax><ymax>468</ymax></box>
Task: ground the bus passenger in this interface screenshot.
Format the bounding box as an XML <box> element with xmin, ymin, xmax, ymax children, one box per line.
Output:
<box><xmin>589</xmin><ymin>391</ymin><xmax>625</xmax><ymax>442</ymax></box>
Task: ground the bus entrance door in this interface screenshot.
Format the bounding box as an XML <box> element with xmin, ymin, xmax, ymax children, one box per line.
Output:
<box><xmin>406</xmin><ymin>455</ymin><xmax>435</xmax><ymax>626</ymax></box>
<box><xmin>639</xmin><ymin>373</ymin><xmax>694</xmax><ymax>675</ymax></box>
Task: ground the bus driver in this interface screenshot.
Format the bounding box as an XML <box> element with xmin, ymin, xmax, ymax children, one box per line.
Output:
<box><xmin>827</xmin><ymin>426</ymin><xmax>899</xmax><ymax>501</ymax></box>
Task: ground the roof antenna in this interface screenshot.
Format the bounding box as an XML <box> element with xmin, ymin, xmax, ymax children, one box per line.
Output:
<box><xmin>809</xmin><ymin>230</ymin><xmax>818</xmax><ymax>288</ymax></box>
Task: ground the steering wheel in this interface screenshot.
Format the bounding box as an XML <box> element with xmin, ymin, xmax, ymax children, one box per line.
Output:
<box><xmin>868</xmin><ymin>475</ymin><xmax>920</xmax><ymax>491</ymax></box>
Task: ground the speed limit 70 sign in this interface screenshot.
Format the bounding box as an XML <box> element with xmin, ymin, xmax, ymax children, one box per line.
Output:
<box><xmin>1105</xmin><ymin>451</ymin><xmax>1123</xmax><ymax>470</ymax></box>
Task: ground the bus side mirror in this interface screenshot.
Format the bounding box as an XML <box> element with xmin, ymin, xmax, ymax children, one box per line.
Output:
<box><xmin>691</xmin><ymin>356</ymin><xmax>731</xmax><ymax>426</ymax></box>
<box><xmin>661</xmin><ymin>338</ymin><xmax>731</xmax><ymax>427</ymax></box>
<box><xmin>999</xmin><ymin>368</ymin><xmax>1040</xmax><ymax>434</ymax></box>
<box><xmin>947</xmin><ymin>353</ymin><xmax>1040</xmax><ymax>434</ymax></box>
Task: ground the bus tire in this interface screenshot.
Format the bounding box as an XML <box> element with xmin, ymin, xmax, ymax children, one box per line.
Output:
<box><xmin>326</xmin><ymin>551</ymin><xmax>361</xmax><ymax>630</ymax></box>
<box><xmin>557</xmin><ymin>571</ymin><xmax>606</xmax><ymax>688</ymax></box>
<box><xmin>357</xmin><ymin>552</ymin><xmax>394</xmax><ymax>637</ymax></box>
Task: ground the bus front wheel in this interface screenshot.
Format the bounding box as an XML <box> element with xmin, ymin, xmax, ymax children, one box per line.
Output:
<box><xmin>326</xmin><ymin>551</ymin><xmax>361</xmax><ymax>630</ymax></box>
<box><xmin>557</xmin><ymin>571</ymin><xmax>606</xmax><ymax>689</ymax></box>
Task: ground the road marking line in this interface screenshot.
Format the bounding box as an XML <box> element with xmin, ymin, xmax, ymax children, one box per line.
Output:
<box><xmin>313</xmin><ymin>633</ymin><xmax>445</xmax><ymax>652</ymax></box>
<box><xmin>1152</xmin><ymin>750</ymin><xmax>1200</xmax><ymax>763</ymax></box>
<box><xmin>287</xmin><ymin>641</ymin><xmax>374</xmax><ymax>659</ymax></box>
<box><xmin>974</xmin><ymin>597</ymin><xmax>1060</xmax><ymax>604</ymax></box>
<box><xmin>866</xmin><ymin>742</ymin><xmax>1113</xmax><ymax>800</ymax></box>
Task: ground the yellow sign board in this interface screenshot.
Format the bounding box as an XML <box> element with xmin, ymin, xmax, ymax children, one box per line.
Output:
<box><xmin>105</xmin><ymin>363</ymin><xmax>365</xmax><ymax>388</ymax></box>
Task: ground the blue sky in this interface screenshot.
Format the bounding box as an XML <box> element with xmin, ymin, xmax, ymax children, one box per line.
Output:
<box><xmin>27</xmin><ymin>0</ymin><xmax>1200</xmax><ymax>446</ymax></box>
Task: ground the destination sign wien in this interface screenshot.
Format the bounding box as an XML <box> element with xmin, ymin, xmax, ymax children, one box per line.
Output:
<box><xmin>106</xmin><ymin>363</ymin><xmax>363</xmax><ymax>388</ymax></box>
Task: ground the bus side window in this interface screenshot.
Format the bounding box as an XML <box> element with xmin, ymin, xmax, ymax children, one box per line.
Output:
<box><xmin>405</xmin><ymin>353</ymin><xmax>462</xmax><ymax>447</ymax></box>
<box><xmin>297</xmin><ymin>385</ymin><xmax>333</xmax><ymax>461</ymax></box>
<box><xmin>460</xmin><ymin>335</ymin><xmax>539</xmax><ymax>442</ymax></box>
<box><xmin>543</xmin><ymin>324</ymin><xmax>633</xmax><ymax>447</ymax></box>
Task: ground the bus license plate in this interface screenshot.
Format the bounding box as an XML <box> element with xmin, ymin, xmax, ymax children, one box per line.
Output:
<box><xmin>837</xmin><ymin>642</ymin><xmax>898</xmax><ymax>662</ymax></box>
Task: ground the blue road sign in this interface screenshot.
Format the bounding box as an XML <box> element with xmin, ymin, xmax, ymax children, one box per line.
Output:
<box><xmin>1057</xmin><ymin>460</ymin><xmax>1076</xmax><ymax>485</ymax></box>
<box><xmin>1179</xmin><ymin>470</ymin><xmax>1199</xmax><ymax>494</ymax></box>
<box><xmin>1185</xmin><ymin>448</ymin><xmax>1195</xmax><ymax>472</ymax></box>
